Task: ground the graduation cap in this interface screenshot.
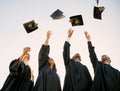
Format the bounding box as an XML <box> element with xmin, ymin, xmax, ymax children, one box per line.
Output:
<box><xmin>50</xmin><ymin>9</ymin><xmax>65</xmax><ymax>20</ymax></box>
<box><xmin>23</xmin><ymin>20</ymin><xmax>38</xmax><ymax>33</ymax></box>
<box><xmin>69</xmin><ymin>15</ymin><xmax>84</xmax><ymax>26</ymax></box>
<box><xmin>94</xmin><ymin>6</ymin><xmax>105</xmax><ymax>19</ymax></box>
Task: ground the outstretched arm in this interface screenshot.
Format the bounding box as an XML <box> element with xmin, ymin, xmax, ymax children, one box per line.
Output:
<box><xmin>44</xmin><ymin>31</ymin><xmax>51</xmax><ymax>46</ymax></box>
<box><xmin>84</xmin><ymin>31</ymin><xmax>98</xmax><ymax>70</ymax></box>
<box><xmin>38</xmin><ymin>31</ymin><xmax>51</xmax><ymax>71</ymax></box>
<box><xmin>19</xmin><ymin>47</ymin><xmax>30</xmax><ymax>65</ymax></box>
<box><xmin>63</xmin><ymin>29</ymin><xmax>74</xmax><ymax>69</ymax></box>
<box><xmin>10</xmin><ymin>47</ymin><xmax>30</xmax><ymax>76</ymax></box>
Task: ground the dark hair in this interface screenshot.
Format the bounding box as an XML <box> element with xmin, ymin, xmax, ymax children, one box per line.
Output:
<box><xmin>101</xmin><ymin>55</ymin><xmax>111</xmax><ymax>63</ymax></box>
<box><xmin>48</xmin><ymin>58</ymin><xmax>57</xmax><ymax>72</ymax></box>
<box><xmin>53</xmin><ymin>63</ymin><xmax>57</xmax><ymax>72</ymax></box>
<box><xmin>72</xmin><ymin>53</ymin><xmax>81</xmax><ymax>61</ymax></box>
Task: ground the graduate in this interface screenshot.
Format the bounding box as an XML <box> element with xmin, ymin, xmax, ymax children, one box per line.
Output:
<box><xmin>0</xmin><ymin>47</ymin><xmax>34</xmax><ymax>91</ymax></box>
<box><xmin>63</xmin><ymin>29</ymin><xmax>92</xmax><ymax>91</ymax></box>
<box><xmin>84</xmin><ymin>31</ymin><xmax>120</xmax><ymax>91</ymax></box>
<box><xmin>34</xmin><ymin>31</ymin><xmax>61</xmax><ymax>91</ymax></box>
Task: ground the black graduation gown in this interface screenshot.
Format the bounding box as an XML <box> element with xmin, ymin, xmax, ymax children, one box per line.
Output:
<box><xmin>88</xmin><ymin>41</ymin><xmax>120</xmax><ymax>91</ymax></box>
<box><xmin>34</xmin><ymin>45</ymin><xmax>61</xmax><ymax>91</ymax></box>
<box><xmin>0</xmin><ymin>59</ymin><xmax>33</xmax><ymax>91</ymax></box>
<box><xmin>63</xmin><ymin>41</ymin><xmax>92</xmax><ymax>91</ymax></box>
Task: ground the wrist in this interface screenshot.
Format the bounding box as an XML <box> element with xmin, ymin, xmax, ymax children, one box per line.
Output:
<box><xmin>88</xmin><ymin>39</ymin><xmax>91</xmax><ymax>41</ymax></box>
<box><xmin>66</xmin><ymin>37</ymin><xmax>70</xmax><ymax>43</ymax></box>
<box><xmin>46</xmin><ymin>37</ymin><xmax>49</xmax><ymax>40</ymax></box>
<box><xmin>68</xmin><ymin>36</ymin><xmax>71</xmax><ymax>38</ymax></box>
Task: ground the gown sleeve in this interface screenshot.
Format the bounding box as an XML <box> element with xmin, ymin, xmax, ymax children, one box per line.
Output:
<box><xmin>38</xmin><ymin>44</ymin><xmax>50</xmax><ymax>71</ymax></box>
<box><xmin>9</xmin><ymin>59</ymin><xmax>24</xmax><ymax>76</ymax></box>
<box><xmin>63</xmin><ymin>41</ymin><xmax>71</xmax><ymax>70</ymax></box>
<box><xmin>88</xmin><ymin>41</ymin><xmax>99</xmax><ymax>71</ymax></box>
<box><xmin>0</xmin><ymin>59</ymin><xmax>24</xmax><ymax>91</ymax></box>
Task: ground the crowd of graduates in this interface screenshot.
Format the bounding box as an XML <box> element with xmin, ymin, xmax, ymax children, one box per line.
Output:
<box><xmin>0</xmin><ymin>29</ymin><xmax>120</xmax><ymax>91</ymax></box>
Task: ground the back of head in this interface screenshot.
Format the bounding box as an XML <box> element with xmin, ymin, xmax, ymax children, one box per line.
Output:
<box><xmin>48</xmin><ymin>58</ymin><xmax>57</xmax><ymax>72</ymax></box>
<box><xmin>72</xmin><ymin>53</ymin><xmax>81</xmax><ymax>62</ymax></box>
<box><xmin>101</xmin><ymin>55</ymin><xmax>111</xmax><ymax>64</ymax></box>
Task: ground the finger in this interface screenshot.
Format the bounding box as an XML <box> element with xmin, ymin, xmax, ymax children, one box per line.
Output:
<box><xmin>71</xmin><ymin>29</ymin><xmax>74</xmax><ymax>33</ymax></box>
<box><xmin>24</xmin><ymin>47</ymin><xmax>30</xmax><ymax>51</ymax></box>
<box><xmin>84</xmin><ymin>31</ymin><xmax>88</xmax><ymax>35</ymax></box>
<box><xmin>47</xmin><ymin>30</ymin><xmax>52</xmax><ymax>36</ymax></box>
<box><xmin>84</xmin><ymin>31</ymin><xmax>88</xmax><ymax>37</ymax></box>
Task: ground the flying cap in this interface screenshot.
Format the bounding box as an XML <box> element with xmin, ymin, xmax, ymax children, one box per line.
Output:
<box><xmin>69</xmin><ymin>15</ymin><xmax>84</xmax><ymax>26</ymax></box>
<box><xmin>50</xmin><ymin>9</ymin><xmax>65</xmax><ymax>20</ymax></box>
<box><xmin>23</xmin><ymin>20</ymin><xmax>38</xmax><ymax>33</ymax></box>
<box><xmin>94</xmin><ymin>6</ymin><xmax>105</xmax><ymax>19</ymax></box>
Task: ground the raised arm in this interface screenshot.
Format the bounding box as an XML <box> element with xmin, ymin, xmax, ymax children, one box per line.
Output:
<box><xmin>63</xmin><ymin>29</ymin><xmax>74</xmax><ymax>69</ymax></box>
<box><xmin>38</xmin><ymin>31</ymin><xmax>51</xmax><ymax>71</ymax></box>
<box><xmin>9</xmin><ymin>47</ymin><xmax>30</xmax><ymax>76</ymax></box>
<box><xmin>19</xmin><ymin>47</ymin><xmax>30</xmax><ymax>65</ymax></box>
<box><xmin>84</xmin><ymin>31</ymin><xmax>98</xmax><ymax>70</ymax></box>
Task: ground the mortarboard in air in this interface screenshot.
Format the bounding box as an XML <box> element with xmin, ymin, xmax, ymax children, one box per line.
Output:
<box><xmin>94</xmin><ymin>6</ymin><xmax>105</xmax><ymax>19</ymax></box>
<box><xmin>23</xmin><ymin>20</ymin><xmax>38</xmax><ymax>33</ymax></box>
<box><xmin>50</xmin><ymin>9</ymin><xmax>65</xmax><ymax>20</ymax></box>
<box><xmin>69</xmin><ymin>15</ymin><xmax>84</xmax><ymax>26</ymax></box>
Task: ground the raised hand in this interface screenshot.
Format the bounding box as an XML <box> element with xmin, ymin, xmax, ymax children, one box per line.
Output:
<box><xmin>84</xmin><ymin>31</ymin><xmax>91</xmax><ymax>41</ymax></box>
<box><xmin>19</xmin><ymin>47</ymin><xmax>30</xmax><ymax>64</ymax></box>
<box><xmin>47</xmin><ymin>30</ymin><xmax>52</xmax><ymax>39</ymax></box>
<box><xmin>44</xmin><ymin>30</ymin><xmax>52</xmax><ymax>45</ymax></box>
<box><xmin>23</xmin><ymin>47</ymin><xmax>31</xmax><ymax>54</ymax></box>
<box><xmin>68</xmin><ymin>28</ymin><xmax>74</xmax><ymax>38</ymax></box>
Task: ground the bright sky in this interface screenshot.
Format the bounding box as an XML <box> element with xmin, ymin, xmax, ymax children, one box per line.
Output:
<box><xmin>0</xmin><ymin>0</ymin><xmax>120</xmax><ymax>89</ymax></box>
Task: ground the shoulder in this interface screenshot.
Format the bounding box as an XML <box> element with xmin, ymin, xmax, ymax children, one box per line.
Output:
<box><xmin>109</xmin><ymin>65</ymin><xmax>120</xmax><ymax>73</ymax></box>
<box><xmin>82</xmin><ymin>65</ymin><xmax>87</xmax><ymax>68</ymax></box>
<box><xmin>81</xmin><ymin>64</ymin><xmax>89</xmax><ymax>71</ymax></box>
<box><xmin>9</xmin><ymin>59</ymin><xmax>19</xmax><ymax>66</ymax></box>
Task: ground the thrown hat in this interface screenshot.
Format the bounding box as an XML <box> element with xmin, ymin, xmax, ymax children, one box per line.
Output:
<box><xmin>23</xmin><ymin>20</ymin><xmax>38</xmax><ymax>33</ymax></box>
<box><xmin>69</xmin><ymin>15</ymin><xmax>84</xmax><ymax>26</ymax></box>
<box><xmin>93</xmin><ymin>6</ymin><xmax>105</xmax><ymax>19</ymax></box>
<box><xmin>50</xmin><ymin>9</ymin><xmax>65</xmax><ymax>20</ymax></box>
